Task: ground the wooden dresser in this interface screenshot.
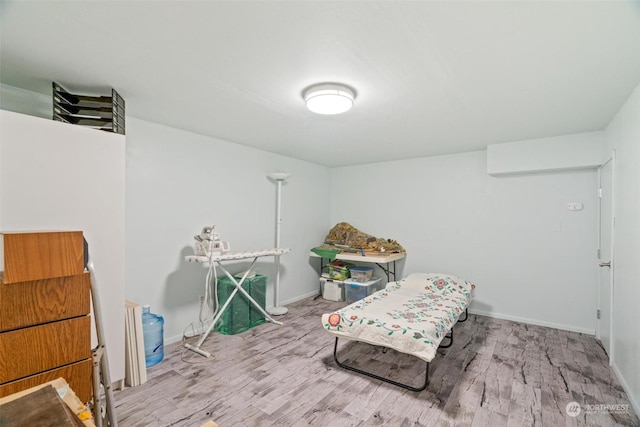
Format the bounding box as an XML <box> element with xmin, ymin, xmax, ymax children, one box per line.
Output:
<box><xmin>0</xmin><ymin>231</ymin><xmax>93</xmax><ymax>403</ymax></box>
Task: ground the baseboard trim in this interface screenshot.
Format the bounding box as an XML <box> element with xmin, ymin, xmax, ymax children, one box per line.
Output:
<box><xmin>611</xmin><ymin>362</ymin><xmax>640</xmax><ymax>419</ymax></box>
<box><xmin>469</xmin><ymin>309</ymin><xmax>595</xmax><ymax>335</ymax></box>
<box><xmin>280</xmin><ymin>289</ymin><xmax>321</xmax><ymax>306</ymax></box>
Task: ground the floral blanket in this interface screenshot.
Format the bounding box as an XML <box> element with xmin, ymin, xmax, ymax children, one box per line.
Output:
<box><xmin>321</xmin><ymin>273</ymin><xmax>475</xmax><ymax>362</ymax></box>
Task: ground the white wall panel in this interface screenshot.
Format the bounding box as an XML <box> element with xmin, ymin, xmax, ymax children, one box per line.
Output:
<box><xmin>331</xmin><ymin>150</ymin><xmax>598</xmax><ymax>334</ymax></box>
<box><xmin>604</xmin><ymin>82</ymin><xmax>640</xmax><ymax>415</ymax></box>
<box><xmin>0</xmin><ymin>110</ymin><xmax>126</xmax><ymax>383</ymax></box>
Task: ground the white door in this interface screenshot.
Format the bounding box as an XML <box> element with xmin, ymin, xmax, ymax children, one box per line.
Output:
<box><xmin>597</xmin><ymin>154</ymin><xmax>614</xmax><ymax>360</ymax></box>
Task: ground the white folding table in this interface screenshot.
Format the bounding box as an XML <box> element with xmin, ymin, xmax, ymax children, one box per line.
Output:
<box><xmin>184</xmin><ymin>247</ymin><xmax>290</xmax><ymax>357</ymax></box>
<box><xmin>309</xmin><ymin>250</ymin><xmax>406</xmax><ymax>282</ymax></box>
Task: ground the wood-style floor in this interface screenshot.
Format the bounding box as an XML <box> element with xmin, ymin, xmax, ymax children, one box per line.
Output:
<box><xmin>113</xmin><ymin>297</ymin><xmax>639</xmax><ymax>426</ymax></box>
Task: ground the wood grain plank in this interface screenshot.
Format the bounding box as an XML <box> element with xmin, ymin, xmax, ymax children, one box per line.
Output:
<box><xmin>506</xmin><ymin>380</ymin><xmax>541</xmax><ymax>427</ymax></box>
<box><xmin>437</xmin><ymin>365</ymin><xmax>486</xmax><ymax>426</ymax></box>
<box><xmin>471</xmin><ymin>407</ymin><xmax>509</xmax><ymax>427</ymax></box>
<box><xmin>479</xmin><ymin>354</ymin><xmax>514</xmax><ymax>416</ymax></box>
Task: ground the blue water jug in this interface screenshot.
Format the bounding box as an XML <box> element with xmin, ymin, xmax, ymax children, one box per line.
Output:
<box><xmin>142</xmin><ymin>305</ymin><xmax>164</xmax><ymax>367</ymax></box>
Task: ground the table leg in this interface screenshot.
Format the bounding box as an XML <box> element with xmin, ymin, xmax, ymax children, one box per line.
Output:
<box><xmin>314</xmin><ymin>257</ymin><xmax>327</xmax><ymax>300</ymax></box>
<box><xmin>375</xmin><ymin>262</ymin><xmax>394</xmax><ymax>282</ymax></box>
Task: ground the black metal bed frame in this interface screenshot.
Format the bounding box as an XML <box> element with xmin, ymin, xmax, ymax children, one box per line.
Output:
<box><xmin>332</xmin><ymin>308</ymin><xmax>468</xmax><ymax>392</ymax></box>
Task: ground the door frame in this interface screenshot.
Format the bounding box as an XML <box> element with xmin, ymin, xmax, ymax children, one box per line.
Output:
<box><xmin>597</xmin><ymin>150</ymin><xmax>615</xmax><ymax>364</ymax></box>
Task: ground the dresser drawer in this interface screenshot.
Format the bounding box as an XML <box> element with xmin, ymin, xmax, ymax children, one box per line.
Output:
<box><xmin>0</xmin><ymin>273</ymin><xmax>90</xmax><ymax>332</ymax></box>
<box><xmin>1</xmin><ymin>231</ymin><xmax>85</xmax><ymax>283</ymax></box>
<box><xmin>0</xmin><ymin>358</ymin><xmax>93</xmax><ymax>403</ymax></box>
<box><xmin>0</xmin><ymin>316</ymin><xmax>91</xmax><ymax>384</ymax></box>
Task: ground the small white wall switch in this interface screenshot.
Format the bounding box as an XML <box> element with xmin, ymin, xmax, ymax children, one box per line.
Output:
<box><xmin>567</xmin><ymin>202</ymin><xmax>584</xmax><ymax>211</ymax></box>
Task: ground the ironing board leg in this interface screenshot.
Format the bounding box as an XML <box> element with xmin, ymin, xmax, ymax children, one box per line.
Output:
<box><xmin>333</xmin><ymin>338</ymin><xmax>429</xmax><ymax>392</ymax></box>
<box><xmin>185</xmin><ymin>286</ymin><xmax>240</xmax><ymax>356</ymax></box>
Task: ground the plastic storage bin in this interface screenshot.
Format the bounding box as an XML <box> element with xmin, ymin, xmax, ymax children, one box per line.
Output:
<box><xmin>215</xmin><ymin>274</ymin><xmax>267</xmax><ymax>335</ymax></box>
<box><xmin>320</xmin><ymin>277</ymin><xmax>345</xmax><ymax>301</ymax></box>
<box><xmin>325</xmin><ymin>261</ymin><xmax>353</xmax><ymax>280</ymax></box>
<box><xmin>142</xmin><ymin>305</ymin><xmax>164</xmax><ymax>367</ymax></box>
<box><xmin>344</xmin><ymin>277</ymin><xmax>383</xmax><ymax>304</ymax></box>
<box><xmin>349</xmin><ymin>266</ymin><xmax>374</xmax><ymax>282</ymax></box>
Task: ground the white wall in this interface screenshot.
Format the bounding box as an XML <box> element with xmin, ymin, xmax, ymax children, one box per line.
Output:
<box><xmin>330</xmin><ymin>149</ymin><xmax>599</xmax><ymax>334</ymax></box>
<box><xmin>0</xmin><ymin>110</ymin><xmax>126</xmax><ymax>383</ymax></box>
<box><xmin>0</xmin><ymin>84</ymin><xmax>51</xmax><ymax>120</ymax></box>
<box><xmin>125</xmin><ymin>118</ymin><xmax>330</xmax><ymax>343</ymax></box>
<box><xmin>604</xmin><ymin>82</ymin><xmax>640</xmax><ymax>414</ymax></box>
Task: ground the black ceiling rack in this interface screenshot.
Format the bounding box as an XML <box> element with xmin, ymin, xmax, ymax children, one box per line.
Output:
<box><xmin>52</xmin><ymin>82</ymin><xmax>125</xmax><ymax>135</ymax></box>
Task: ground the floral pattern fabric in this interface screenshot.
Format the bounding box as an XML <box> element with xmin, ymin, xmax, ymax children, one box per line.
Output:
<box><xmin>321</xmin><ymin>273</ymin><xmax>475</xmax><ymax>362</ymax></box>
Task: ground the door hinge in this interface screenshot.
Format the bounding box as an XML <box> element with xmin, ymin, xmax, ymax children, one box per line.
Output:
<box><xmin>599</xmin><ymin>188</ymin><xmax>603</xmax><ymax>198</ymax></box>
<box><xmin>597</xmin><ymin>309</ymin><xmax>601</xmax><ymax>320</ymax></box>
<box><xmin>597</xmin><ymin>249</ymin><xmax>601</xmax><ymax>259</ymax></box>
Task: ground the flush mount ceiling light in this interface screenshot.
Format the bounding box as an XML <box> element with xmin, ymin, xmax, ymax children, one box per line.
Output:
<box><xmin>303</xmin><ymin>83</ymin><xmax>355</xmax><ymax>115</ymax></box>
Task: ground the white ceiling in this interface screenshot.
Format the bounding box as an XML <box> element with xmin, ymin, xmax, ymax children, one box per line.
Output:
<box><xmin>1</xmin><ymin>1</ymin><xmax>639</xmax><ymax>167</ymax></box>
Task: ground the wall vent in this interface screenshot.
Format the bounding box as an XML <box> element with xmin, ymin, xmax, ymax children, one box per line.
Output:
<box><xmin>52</xmin><ymin>82</ymin><xmax>125</xmax><ymax>135</ymax></box>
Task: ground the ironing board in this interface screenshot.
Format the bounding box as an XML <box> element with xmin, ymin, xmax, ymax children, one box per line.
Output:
<box><xmin>184</xmin><ymin>248</ymin><xmax>290</xmax><ymax>357</ymax></box>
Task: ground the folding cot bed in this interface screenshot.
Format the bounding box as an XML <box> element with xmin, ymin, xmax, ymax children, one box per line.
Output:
<box><xmin>321</xmin><ymin>273</ymin><xmax>475</xmax><ymax>391</ymax></box>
